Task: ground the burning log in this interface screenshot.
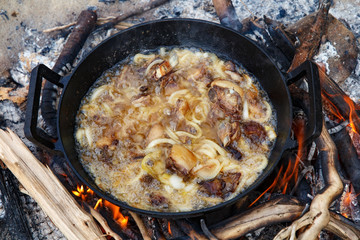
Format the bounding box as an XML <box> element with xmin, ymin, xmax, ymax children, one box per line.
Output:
<box><xmin>141</xmin><ymin>216</ymin><xmax>166</xmax><ymax>240</ymax></box>
<box><xmin>129</xmin><ymin>212</ymin><xmax>151</xmax><ymax>240</ymax></box>
<box><xmin>175</xmin><ymin>219</ymin><xmax>208</xmax><ymax>240</ymax></box>
<box><xmin>274</xmin><ymin>119</ymin><xmax>343</xmax><ymax>240</ymax></box>
<box><xmin>0</xmin><ymin>129</ymin><xmax>105</xmax><ymax>240</ymax></box>
<box><xmin>85</xmin><ymin>203</ymin><xmax>123</xmax><ymax>240</ymax></box>
<box><xmin>332</xmin><ymin>127</ymin><xmax>360</xmax><ymax>201</ymax></box>
<box><xmin>319</xmin><ymin>67</ymin><xmax>360</xmax><ymax>134</ymax></box>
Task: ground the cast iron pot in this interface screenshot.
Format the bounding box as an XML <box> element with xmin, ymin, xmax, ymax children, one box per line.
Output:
<box><xmin>25</xmin><ymin>19</ymin><xmax>322</xmax><ymax>218</ymax></box>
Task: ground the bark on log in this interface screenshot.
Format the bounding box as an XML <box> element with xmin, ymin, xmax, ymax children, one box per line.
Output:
<box><xmin>211</xmin><ymin>196</ymin><xmax>304</xmax><ymax>239</ymax></box>
<box><xmin>212</xmin><ymin>0</ymin><xmax>243</xmax><ymax>31</ymax></box>
<box><xmin>287</xmin><ymin>0</ymin><xmax>331</xmax><ymax>72</ymax></box>
<box><xmin>0</xmin><ymin>129</ymin><xmax>105</xmax><ymax>240</ymax></box>
<box><xmin>319</xmin><ymin>66</ymin><xmax>360</xmax><ymax>134</ymax></box>
<box><xmin>332</xmin><ymin>127</ymin><xmax>360</xmax><ymax>202</ymax></box>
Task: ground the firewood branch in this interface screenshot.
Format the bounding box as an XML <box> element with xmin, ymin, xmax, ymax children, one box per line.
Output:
<box><xmin>274</xmin><ymin>119</ymin><xmax>344</xmax><ymax>240</ymax></box>
<box><xmin>0</xmin><ymin>129</ymin><xmax>105</xmax><ymax>240</ymax></box>
<box><xmin>211</xmin><ymin>196</ymin><xmax>304</xmax><ymax>239</ymax></box>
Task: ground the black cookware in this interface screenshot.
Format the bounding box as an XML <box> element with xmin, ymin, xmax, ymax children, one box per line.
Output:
<box><xmin>25</xmin><ymin>19</ymin><xmax>322</xmax><ymax>218</ymax></box>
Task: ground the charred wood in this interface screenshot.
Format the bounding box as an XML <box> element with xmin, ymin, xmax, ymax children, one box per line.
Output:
<box><xmin>240</xmin><ymin>17</ymin><xmax>293</xmax><ymax>72</ymax></box>
<box><xmin>141</xmin><ymin>216</ymin><xmax>166</xmax><ymax>240</ymax></box>
<box><xmin>98</xmin><ymin>207</ymin><xmax>141</xmax><ymax>240</ymax></box>
<box><xmin>212</xmin><ymin>0</ymin><xmax>243</xmax><ymax>31</ymax></box>
<box><xmin>287</xmin><ymin>0</ymin><xmax>331</xmax><ymax>72</ymax></box>
<box><xmin>41</xmin><ymin>9</ymin><xmax>97</xmax><ymax>139</ymax></box>
<box><xmin>174</xmin><ymin>219</ymin><xmax>208</xmax><ymax>240</ymax></box>
<box><xmin>156</xmin><ymin>218</ymin><xmax>184</xmax><ymax>239</ymax></box>
<box><xmin>0</xmin><ymin>168</ymin><xmax>33</xmax><ymax>240</ymax></box>
<box><xmin>332</xmin><ymin>127</ymin><xmax>360</xmax><ymax>202</ymax></box>
<box><xmin>128</xmin><ymin>212</ymin><xmax>151</xmax><ymax>240</ymax></box>
<box><xmin>319</xmin><ymin>67</ymin><xmax>360</xmax><ymax>134</ymax></box>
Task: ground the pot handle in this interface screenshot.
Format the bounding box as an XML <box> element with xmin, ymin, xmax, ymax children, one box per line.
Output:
<box><xmin>286</xmin><ymin>60</ymin><xmax>323</xmax><ymax>146</ymax></box>
<box><xmin>24</xmin><ymin>64</ymin><xmax>63</xmax><ymax>152</ymax></box>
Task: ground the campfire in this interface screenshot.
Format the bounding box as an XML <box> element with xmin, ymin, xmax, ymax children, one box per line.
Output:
<box><xmin>1</xmin><ymin>0</ymin><xmax>360</xmax><ymax>239</ymax></box>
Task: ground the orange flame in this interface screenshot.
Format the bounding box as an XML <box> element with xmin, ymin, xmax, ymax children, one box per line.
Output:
<box><xmin>344</xmin><ymin>96</ymin><xmax>360</xmax><ymax>134</ymax></box>
<box><xmin>71</xmin><ymin>186</ymin><xmax>129</xmax><ymax>229</ymax></box>
<box><xmin>319</xmin><ymin>66</ymin><xmax>360</xmax><ymax>134</ymax></box>
<box><xmin>168</xmin><ymin>221</ymin><xmax>172</xmax><ymax>236</ymax></box>
<box><xmin>72</xmin><ymin>185</ymin><xmax>87</xmax><ymax>201</ymax></box>
<box><xmin>103</xmin><ymin>200</ymin><xmax>129</xmax><ymax>229</ymax></box>
<box><xmin>94</xmin><ymin>198</ymin><xmax>102</xmax><ymax>210</ymax></box>
<box><xmin>249</xmin><ymin>117</ymin><xmax>305</xmax><ymax>207</ymax></box>
<box><xmin>340</xmin><ymin>184</ymin><xmax>355</xmax><ymax>219</ymax></box>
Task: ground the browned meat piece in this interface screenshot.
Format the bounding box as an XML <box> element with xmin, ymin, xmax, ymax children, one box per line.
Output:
<box><xmin>200</xmin><ymin>172</ymin><xmax>242</xmax><ymax>198</ymax></box>
<box><xmin>131</xmin><ymin>94</ymin><xmax>151</xmax><ymax>106</ymax></box>
<box><xmin>160</xmin><ymin>73</ymin><xmax>180</xmax><ymax>96</ymax></box>
<box><xmin>149</xmin><ymin>193</ymin><xmax>169</xmax><ymax>208</ymax></box>
<box><xmin>207</xmin><ymin>104</ymin><xmax>226</xmax><ymax>126</ymax></box>
<box><xmin>168</xmin><ymin>145</ymin><xmax>197</xmax><ymax>175</ymax></box>
<box><xmin>226</xmin><ymin>145</ymin><xmax>242</xmax><ymax>160</ymax></box>
<box><xmin>186</xmin><ymin>65</ymin><xmax>213</xmax><ymax>86</ymax></box>
<box><xmin>140</xmin><ymin>174</ymin><xmax>155</xmax><ymax>185</ymax></box>
<box><xmin>208</xmin><ymin>85</ymin><xmax>242</xmax><ymax>118</ymax></box>
<box><xmin>217</xmin><ymin>120</ymin><xmax>241</xmax><ymax>147</ymax></box>
<box><xmin>242</xmin><ymin>121</ymin><xmax>267</xmax><ymax>144</ymax></box>
<box><xmin>222</xmin><ymin>172</ymin><xmax>242</xmax><ymax>195</ymax></box>
<box><xmin>201</xmin><ymin>178</ymin><xmax>225</xmax><ymax>196</ymax></box>
<box><xmin>140</xmin><ymin>174</ymin><xmax>160</xmax><ymax>188</ymax></box>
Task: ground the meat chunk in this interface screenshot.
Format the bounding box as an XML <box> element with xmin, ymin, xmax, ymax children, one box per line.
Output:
<box><xmin>242</xmin><ymin>121</ymin><xmax>267</xmax><ymax>144</ymax></box>
<box><xmin>169</xmin><ymin>144</ymin><xmax>197</xmax><ymax>175</ymax></box>
<box><xmin>200</xmin><ymin>172</ymin><xmax>242</xmax><ymax>198</ymax></box>
<box><xmin>208</xmin><ymin>84</ymin><xmax>242</xmax><ymax>118</ymax></box>
<box><xmin>149</xmin><ymin>193</ymin><xmax>169</xmax><ymax>208</ymax></box>
<box><xmin>216</xmin><ymin>120</ymin><xmax>241</xmax><ymax>147</ymax></box>
<box><xmin>160</xmin><ymin>73</ymin><xmax>180</xmax><ymax>96</ymax></box>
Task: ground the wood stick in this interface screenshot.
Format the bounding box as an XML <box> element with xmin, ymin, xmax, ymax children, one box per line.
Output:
<box><xmin>175</xmin><ymin>219</ymin><xmax>208</xmax><ymax>240</ymax></box>
<box><xmin>325</xmin><ymin>212</ymin><xmax>360</xmax><ymax>239</ymax></box>
<box><xmin>129</xmin><ymin>212</ymin><xmax>151</xmax><ymax>240</ymax></box>
<box><xmin>0</xmin><ymin>129</ymin><xmax>105</xmax><ymax>240</ymax></box>
<box><xmin>85</xmin><ymin>203</ymin><xmax>122</xmax><ymax>240</ymax></box>
<box><xmin>332</xmin><ymin>127</ymin><xmax>360</xmax><ymax>202</ymax></box>
<box><xmin>212</xmin><ymin>0</ymin><xmax>243</xmax><ymax>31</ymax></box>
<box><xmin>96</xmin><ymin>0</ymin><xmax>169</xmax><ymax>31</ymax></box>
<box><xmin>211</xmin><ymin>196</ymin><xmax>304</xmax><ymax>239</ymax></box>
<box><xmin>41</xmin><ymin>9</ymin><xmax>97</xmax><ymax>139</ymax></box>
